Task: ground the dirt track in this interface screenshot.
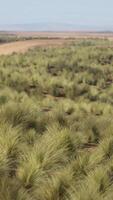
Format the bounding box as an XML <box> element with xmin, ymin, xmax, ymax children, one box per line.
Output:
<box><xmin>0</xmin><ymin>39</ymin><xmax>68</xmax><ymax>55</ymax></box>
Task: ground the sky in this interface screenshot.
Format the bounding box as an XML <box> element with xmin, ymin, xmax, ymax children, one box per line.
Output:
<box><xmin>0</xmin><ymin>0</ymin><xmax>113</xmax><ymax>30</ymax></box>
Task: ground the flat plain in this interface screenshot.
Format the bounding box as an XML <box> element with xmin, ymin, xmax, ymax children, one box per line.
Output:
<box><xmin>0</xmin><ymin>31</ymin><xmax>113</xmax><ymax>55</ymax></box>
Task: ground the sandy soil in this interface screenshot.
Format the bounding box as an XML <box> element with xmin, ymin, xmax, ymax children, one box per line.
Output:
<box><xmin>0</xmin><ymin>39</ymin><xmax>68</xmax><ymax>55</ymax></box>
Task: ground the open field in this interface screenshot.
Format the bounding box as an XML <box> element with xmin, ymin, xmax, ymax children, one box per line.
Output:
<box><xmin>0</xmin><ymin>39</ymin><xmax>69</xmax><ymax>55</ymax></box>
<box><xmin>0</xmin><ymin>31</ymin><xmax>113</xmax><ymax>55</ymax></box>
<box><xmin>1</xmin><ymin>38</ymin><xmax>113</xmax><ymax>199</ymax></box>
<box><xmin>7</xmin><ymin>31</ymin><xmax>113</xmax><ymax>39</ymax></box>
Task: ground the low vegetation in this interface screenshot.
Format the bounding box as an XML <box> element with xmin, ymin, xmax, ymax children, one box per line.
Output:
<box><xmin>0</xmin><ymin>32</ymin><xmax>62</xmax><ymax>44</ymax></box>
<box><xmin>0</xmin><ymin>39</ymin><xmax>113</xmax><ymax>199</ymax></box>
<box><xmin>0</xmin><ymin>33</ymin><xmax>18</xmax><ymax>44</ymax></box>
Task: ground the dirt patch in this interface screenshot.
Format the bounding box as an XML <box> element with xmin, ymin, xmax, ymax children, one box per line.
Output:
<box><xmin>0</xmin><ymin>39</ymin><xmax>69</xmax><ymax>55</ymax></box>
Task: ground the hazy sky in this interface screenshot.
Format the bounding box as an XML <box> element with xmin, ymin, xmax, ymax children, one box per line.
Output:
<box><xmin>0</xmin><ymin>0</ymin><xmax>113</xmax><ymax>29</ymax></box>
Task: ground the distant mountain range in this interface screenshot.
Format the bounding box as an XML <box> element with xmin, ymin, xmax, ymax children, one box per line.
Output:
<box><xmin>0</xmin><ymin>22</ymin><xmax>113</xmax><ymax>32</ymax></box>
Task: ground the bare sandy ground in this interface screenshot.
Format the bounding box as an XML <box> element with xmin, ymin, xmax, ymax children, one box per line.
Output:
<box><xmin>0</xmin><ymin>39</ymin><xmax>68</xmax><ymax>55</ymax></box>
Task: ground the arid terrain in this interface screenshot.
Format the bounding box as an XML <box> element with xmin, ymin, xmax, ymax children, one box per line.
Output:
<box><xmin>0</xmin><ymin>39</ymin><xmax>68</xmax><ymax>55</ymax></box>
<box><xmin>0</xmin><ymin>31</ymin><xmax>113</xmax><ymax>55</ymax></box>
<box><xmin>1</xmin><ymin>33</ymin><xmax>113</xmax><ymax>199</ymax></box>
<box><xmin>8</xmin><ymin>31</ymin><xmax>113</xmax><ymax>39</ymax></box>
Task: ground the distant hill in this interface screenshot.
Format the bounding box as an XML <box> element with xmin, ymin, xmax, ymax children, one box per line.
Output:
<box><xmin>0</xmin><ymin>22</ymin><xmax>113</xmax><ymax>32</ymax></box>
